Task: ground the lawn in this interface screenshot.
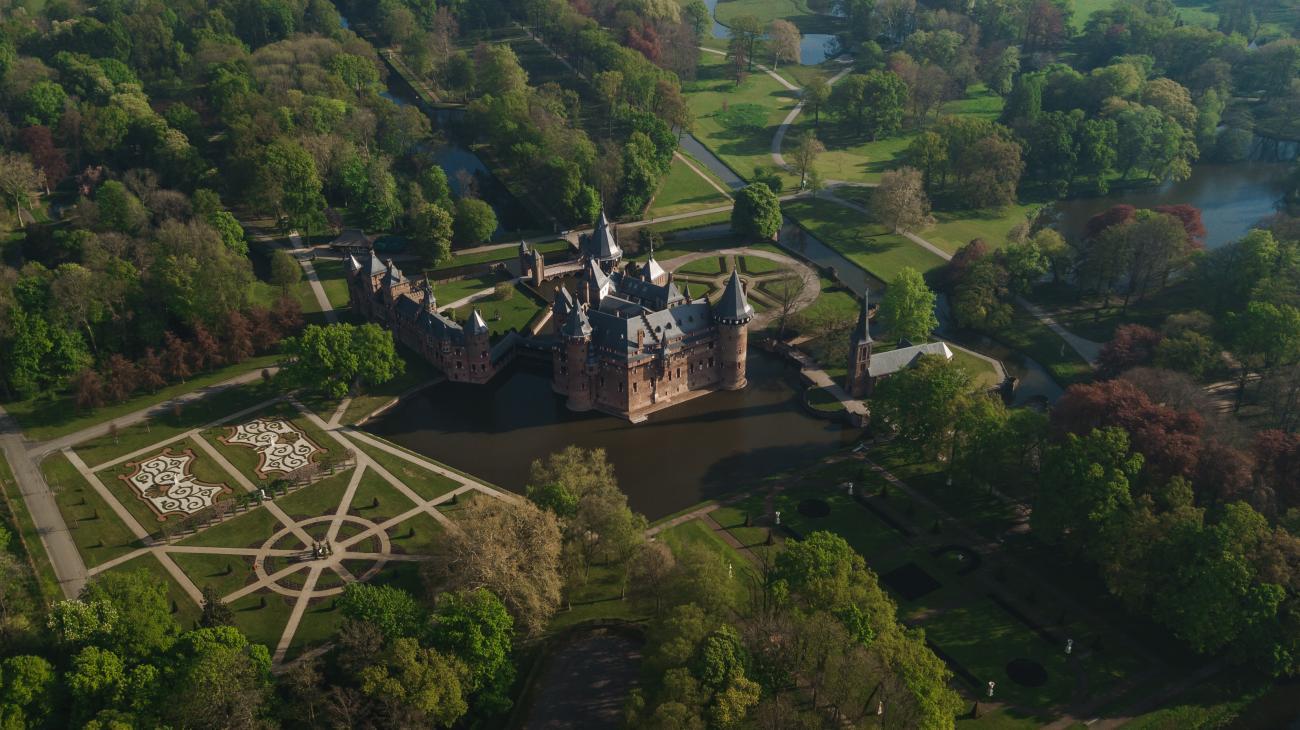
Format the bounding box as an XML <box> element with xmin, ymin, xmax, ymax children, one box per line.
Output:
<box><xmin>435</xmin><ymin>240</ymin><xmax>570</xmax><ymax>271</ymax></box>
<box><xmin>656</xmin><ymin>518</ymin><xmax>756</xmax><ymax>609</ymax></box>
<box><xmin>784</xmin><ymin>197</ymin><xmax>947</xmax><ymax>281</ymax></box>
<box><xmin>354</xmin><ymin>440</ymin><xmax>461</xmax><ymax>502</ymax></box>
<box><xmin>170</xmin><ymin>552</ymin><xmax>257</xmax><ymax>597</ymax></box>
<box><xmin>230</xmin><ymin>589</ymin><xmax>295</xmax><ymax>650</ymax></box>
<box><xmin>387</xmin><ymin>511</ymin><xmax>445</xmax><ymax>555</ymax></box>
<box><xmin>981</xmin><ymin>304</ymin><xmax>1093</xmax><ymax>387</ymax></box>
<box><xmin>924</xmin><ymin>204</ymin><xmax>1041</xmax><ymax>255</ymax></box>
<box><xmin>178</xmin><ymin>504</ymin><xmax>284</xmax><ymax>550</ymax></box>
<box><xmin>738</xmin><ymin>254</ymin><xmax>782</xmax><ymax>274</ymax></box>
<box><xmin>806</xmin><ymin>386</ymin><xmax>846</xmax><ymax>412</ymax></box>
<box><xmin>348</xmin><ymin>470</ymin><xmax>420</xmax><ymax>524</ymax></box>
<box><xmin>43</xmin><ymin>452</ymin><xmax>143</xmax><ymax>568</ymax></box>
<box><xmin>275</xmin><ymin>468</ymin><xmax>356</xmax><ymax>521</ymax></box>
<box><xmin>312</xmin><ymin>257</ymin><xmax>351</xmax><ymax>309</ymax></box>
<box><xmin>7</xmin><ymin>355</ymin><xmax>280</xmax><ymax>444</ymax></box>
<box><xmin>431</xmin><ymin>274</ymin><xmax>502</xmax><ymax>307</ymax></box>
<box><xmin>678</xmin><ymin>256</ymin><xmax>725</xmax><ymax>275</ymax></box>
<box><xmin>643</xmin><ymin>210</ymin><xmax>733</xmax><ymax>236</ymax></box>
<box><xmin>647</xmin><ymin>156</ymin><xmax>731</xmax><ymax>219</ymax></box>
<box><xmin>951</xmin><ymin>349</ymin><xmax>1002</xmax><ymax>390</ymax></box>
<box><xmin>794</xmin><ymin>85</ymin><xmax>1005</xmax><ymax>185</ymax></box>
<box><xmin>684</xmin><ymin>51</ymin><xmax>801</xmax><ymax>190</ymax></box>
<box><xmin>713</xmin><ymin>0</ymin><xmax>841</xmax><ymax>33</ymax></box>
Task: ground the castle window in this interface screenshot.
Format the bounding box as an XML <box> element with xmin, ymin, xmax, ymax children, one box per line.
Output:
<box><xmin>619</xmin><ymin>382</ymin><xmax>624</xmax><ymax>393</ymax></box>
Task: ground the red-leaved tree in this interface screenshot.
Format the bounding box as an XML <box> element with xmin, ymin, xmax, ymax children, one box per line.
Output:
<box><xmin>1097</xmin><ymin>324</ymin><xmax>1164</xmax><ymax>379</ymax></box>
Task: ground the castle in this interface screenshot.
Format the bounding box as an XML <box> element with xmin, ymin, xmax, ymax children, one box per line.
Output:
<box><xmin>346</xmin><ymin>210</ymin><xmax>753</xmax><ymax>422</ymax></box>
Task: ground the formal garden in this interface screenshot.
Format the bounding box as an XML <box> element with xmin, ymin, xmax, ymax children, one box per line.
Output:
<box><xmin>39</xmin><ymin>389</ymin><xmax>519</xmax><ymax>663</ymax></box>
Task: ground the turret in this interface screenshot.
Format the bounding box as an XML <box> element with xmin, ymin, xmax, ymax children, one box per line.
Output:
<box><xmin>557</xmin><ymin>304</ymin><xmax>594</xmax><ymax>411</ymax></box>
<box><xmin>465</xmin><ymin>309</ymin><xmax>491</xmax><ymax>383</ymax></box>
<box><xmin>552</xmin><ymin>285</ymin><xmax>574</xmax><ymax>335</ymax></box>
<box><xmin>845</xmin><ymin>293</ymin><xmax>874</xmax><ymax>398</ymax></box>
<box><xmin>420</xmin><ymin>279</ymin><xmax>436</xmax><ymax>313</ymax></box>
<box><xmin>713</xmin><ymin>270</ymin><xmax>754</xmax><ymax>390</ymax></box>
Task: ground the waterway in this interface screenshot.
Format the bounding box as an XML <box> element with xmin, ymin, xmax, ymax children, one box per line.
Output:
<box><xmin>365</xmin><ymin>347</ymin><xmax>860</xmax><ymax>519</ymax></box>
<box><xmin>701</xmin><ymin>0</ymin><xmax>838</xmax><ymax>65</ymax></box>
<box><xmin>1050</xmin><ymin>162</ymin><xmax>1292</xmax><ymax>249</ymax></box>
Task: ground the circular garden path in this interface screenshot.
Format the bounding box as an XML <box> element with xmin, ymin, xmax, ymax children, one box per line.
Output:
<box><xmin>662</xmin><ymin>247</ymin><xmax>820</xmax><ymax>328</ymax></box>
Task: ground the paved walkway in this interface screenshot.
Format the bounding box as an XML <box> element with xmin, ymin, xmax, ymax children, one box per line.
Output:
<box><xmin>661</xmin><ymin>246</ymin><xmax>820</xmax><ymax>328</ymax></box>
<box><xmin>771</xmin><ymin>65</ymin><xmax>855</xmax><ymax>172</ymax></box>
<box><xmin>0</xmin><ymin>405</ymin><xmax>87</xmax><ymax>597</ymax></box>
<box><xmin>1017</xmin><ymin>297</ymin><xmax>1103</xmax><ymax>365</ymax></box>
<box><xmin>287</xmin><ymin>232</ymin><xmax>338</xmax><ymax>323</ymax></box>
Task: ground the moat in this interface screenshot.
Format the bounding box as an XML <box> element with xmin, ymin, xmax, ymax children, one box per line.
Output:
<box><xmin>365</xmin><ymin>348</ymin><xmax>860</xmax><ymax>519</ymax></box>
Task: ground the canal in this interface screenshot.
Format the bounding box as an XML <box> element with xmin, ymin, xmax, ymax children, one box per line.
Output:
<box><xmin>365</xmin><ymin>348</ymin><xmax>860</xmax><ymax>519</ymax></box>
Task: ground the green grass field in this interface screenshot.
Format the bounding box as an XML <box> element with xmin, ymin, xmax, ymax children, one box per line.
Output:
<box><xmin>713</xmin><ymin>0</ymin><xmax>841</xmax><ymax>33</ymax></box>
<box><xmin>684</xmin><ymin>52</ymin><xmax>801</xmax><ymax>190</ymax></box>
<box><xmin>794</xmin><ymin>85</ymin><xmax>1005</xmax><ymax>185</ymax></box>
<box><xmin>924</xmin><ymin>204</ymin><xmax>1041</xmax><ymax>255</ymax></box>
<box><xmin>784</xmin><ymin>197</ymin><xmax>947</xmax><ymax>281</ymax></box>
<box><xmin>648</xmin><ymin>156</ymin><xmax>732</xmax><ymax>219</ymax></box>
<box><xmin>311</xmin><ymin>258</ymin><xmax>351</xmax><ymax>309</ymax></box>
<box><xmin>43</xmin><ymin>452</ymin><xmax>143</xmax><ymax>568</ymax></box>
<box><xmin>435</xmin><ymin>240</ymin><xmax>571</xmax><ymax>271</ymax></box>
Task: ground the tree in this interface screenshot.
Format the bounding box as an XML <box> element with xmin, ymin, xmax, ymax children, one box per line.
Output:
<box><xmin>1002</xmin><ymin>238</ymin><xmax>1050</xmax><ymax>294</ymax></box>
<box><xmin>0</xmin><ymin>655</ymin><xmax>56</xmax><ymax>727</ymax></box>
<box><xmin>20</xmin><ymin>81</ymin><xmax>67</xmax><ymax>126</ymax></box>
<box><xmin>360</xmin><ymin>637</ymin><xmax>467</xmax><ymax>727</ymax></box>
<box><xmin>872</xmin><ymin>354</ymin><xmax>977</xmax><ymax>458</ymax></box>
<box><xmin>261</xmin><ymin>139</ymin><xmax>326</xmax><ymax>242</ymax></box>
<box><xmin>870</xmin><ymin>167</ymin><xmax>931</xmax><ymax>234</ymax></box>
<box><xmin>338</xmin><ymin>583</ymin><xmax>424</xmax><ymax>642</ymax></box>
<box><xmin>1097</xmin><ymin>324</ymin><xmax>1163</xmax><ymax>379</ymax></box>
<box><xmin>453</xmin><ymin>198</ymin><xmax>498</xmax><ymax>245</ymax></box>
<box><xmin>428</xmin><ymin>588</ymin><xmax>515</xmax><ymax>715</ymax></box>
<box><xmin>80</xmin><ymin>569</ymin><xmax>179</xmax><ymax>663</ymax></box>
<box><xmin>730</xmin><ymin>183</ymin><xmax>781</xmax><ymax>240</ymax></box>
<box><xmin>804</xmin><ymin>76</ymin><xmax>830</xmax><ymax>127</ymax></box>
<box><xmin>630</xmin><ymin>541</ymin><xmax>677</xmax><ymax>615</ymax></box>
<box><xmin>411</xmin><ymin>203</ymin><xmax>454</xmax><ymax>265</ymax></box>
<box><xmin>788</xmin><ymin>131</ymin><xmax>824</xmax><ymax>189</ymax></box>
<box><xmin>270</xmin><ymin>249</ymin><xmax>302</xmax><ymax>296</ymax></box>
<box><xmin>164</xmin><ymin>627</ymin><xmax>272</xmax><ymax>730</ymax></box>
<box><xmin>1229</xmin><ymin>301</ymin><xmax>1300</xmax><ymax>409</ymax></box>
<box><xmin>0</xmin><ymin>152</ymin><xmax>44</xmax><ymax>221</ymax></box>
<box><xmin>199</xmin><ymin>586</ymin><xmax>234</xmax><ymax>628</ymax></box>
<box><xmin>879</xmin><ymin>267</ymin><xmax>938</xmax><ymax>342</ymax></box>
<box><xmin>831</xmin><ymin>71</ymin><xmax>908</xmax><ymax>139</ymax></box>
<box><xmin>728</xmin><ymin>15</ymin><xmax>764</xmax><ymax>73</ymax></box>
<box><xmin>17</xmin><ymin>126</ymin><xmax>68</xmax><ymax>193</ymax></box>
<box><xmin>65</xmin><ymin>645</ymin><xmax>125</xmax><ymax>724</ymax></box>
<box><xmin>769</xmin><ymin>20</ymin><xmax>801</xmax><ymax>70</ymax></box>
<box><xmin>279</xmin><ymin>323</ymin><xmax>405</xmax><ymax>399</ymax></box>
<box><xmin>1034</xmin><ymin>427</ymin><xmax>1142</xmax><ymax>555</ymax></box>
<box><xmin>425</xmin><ymin>498</ymin><xmax>562</xmax><ymax>636</ymax></box>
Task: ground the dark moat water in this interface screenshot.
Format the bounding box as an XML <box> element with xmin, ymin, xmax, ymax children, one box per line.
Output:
<box><xmin>364</xmin><ymin>348</ymin><xmax>860</xmax><ymax>519</ymax></box>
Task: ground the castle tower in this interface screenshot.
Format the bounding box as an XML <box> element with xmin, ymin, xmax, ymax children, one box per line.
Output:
<box><xmin>552</xmin><ymin>285</ymin><xmax>574</xmax><ymax>336</ymax></box>
<box><xmin>466</xmin><ymin>309</ymin><xmax>491</xmax><ymax>382</ymax></box>
<box><xmin>532</xmin><ymin>247</ymin><xmax>545</xmax><ymax>286</ymax></box>
<box><xmin>845</xmin><ymin>293</ymin><xmax>874</xmax><ymax>398</ymax></box>
<box><xmin>558</xmin><ymin>304</ymin><xmax>594</xmax><ymax>411</ymax></box>
<box><xmin>713</xmin><ymin>270</ymin><xmax>754</xmax><ymax>390</ymax></box>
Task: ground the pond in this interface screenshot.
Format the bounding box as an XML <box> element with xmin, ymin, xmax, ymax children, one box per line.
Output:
<box><xmin>365</xmin><ymin>347</ymin><xmax>861</xmax><ymax>520</ymax></box>
<box><xmin>702</xmin><ymin>0</ymin><xmax>839</xmax><ymax>64</ymax></box>
<box><xmin>1050</xmin><ymin>162</ymin><xmax>1292</xmax><ymax>249</ymax></box>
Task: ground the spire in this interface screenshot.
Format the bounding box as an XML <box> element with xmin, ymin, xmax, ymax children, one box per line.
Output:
<box><xmin>518</xmin><ymin>239</ymin><xmax>529</xmax><ymax>255</ymax></box>
<box><xmin>346</xmin><ymin>254</ymin><xmax>361</xmax><ymax>274</ymax></box>
<box><xmin>857</xmin><ymin>291</ymin><xmax>873</xmax><ymax>343</ymax></box>
<box><xmin>714</xmin><ymin>270</ymin><xmax>754</xmax><ymax>325</ymax></box>
<box><xmin>421</xmin><ymin>279</ymin><xmax>436</xmax><ymax>311</ymax></box>
<box><xmin>563</xmin><ymin>303</ymin><xmax>593</xmax><ymax>338</ymax></box>
<box><xmin>467</xmin><ymin>309</ymin><xmax>489</xmax><ymax>336</ymax></box>
<box><xmin>553</xmin><ymin>285</ymin><xmax>573</xmax><ymax>316</ymax></box>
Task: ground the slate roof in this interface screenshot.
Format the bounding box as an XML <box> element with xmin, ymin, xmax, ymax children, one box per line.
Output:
<box><xmin>346</xmin><ymin>254</ymin><xmax>361</xmax><ymax>273</ymax></box>
<box><xmin>331</xmin><ymin>228</ymin><xmax>372</xmax><ymax>250</ymax></box>
<box><xmin>467</xmin><ymin>309</ymin><xmax>489</xmax><ymax>336</ymax></box>
<box><xmin>714</xmin><ymin>270</ymin><xmax>754</xmax><ymax>324</ymax></box>
<box><xmin>643</xmin><ymin>256</ymin><xmax>666</xmax><ymax>283</ymax></box>
<box><xmin>553</xmin><ymin>286</ymin><xmax>573</xmax><ymax>315</ymax></box>
<box><xmin>563</xmin><ymin>305</ymin><xmax>593</xmax><ymax>338</ymax></box>
<box><xmin>416</xmin><ymin>308</ymin><xmax>465</xmax><ymax>344</ymax></box>
<box><xmin>867</xmin><ymin>342</ymin><xmax>953</xmax><ymax>378</ymax></box>
<box><xmin>366</xmin><ymin>254</ymin><xmax>386</xmax><ymax>277</ymax></box>
<box><xmin>589</xmin><ymin>302</ymin><xmax>713</xmax><ymax>359</ymax></box>
<box><xmin>610</xmin><ymin>271</ymin><xmax>683</xmax><ymax>310</ymax></box>
<box><xmin>855</xmin><ymin>293</ymin><xmax>872</xmax><ymax>343</ymax></box>
<box><xmin>581</xmin><ymin>209</ymin><xmax>622</xmax><ymax>262</ymax></box>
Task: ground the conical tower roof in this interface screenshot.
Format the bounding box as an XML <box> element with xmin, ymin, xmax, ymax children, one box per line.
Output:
<box><xmin>467</xmin><ymin>309</ymin><xmax>489</xmax><ymax>335</ymax></box>
<box><xmin>714</xmin><ymin>270</ymin><xmax>754</xmax><ymax>325</ymax></box>
<box><xmin>563</xmin><ymin>304</ymin><xmax>593</xmax><ymax>338</ymax></box>
<box><xmin>857</xmin><ymin>291</ymin><xmax>873</xmax><ymax>343</ymax></box>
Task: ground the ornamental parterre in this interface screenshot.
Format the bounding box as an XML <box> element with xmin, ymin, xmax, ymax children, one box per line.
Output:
<box><xmin>119</xmin><ymin>449</ymin><xmax>230</xmax><ymax>519</ymax></box>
